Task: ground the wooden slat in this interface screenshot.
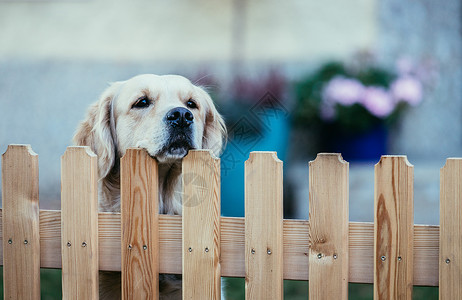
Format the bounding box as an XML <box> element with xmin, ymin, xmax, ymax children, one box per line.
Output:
<box><xmin>245</xmin><ymin>152</ymin><xmax>283</xmax><ymax>300</ymax></box>
<box><xmin>61</xmin><ymin>146</ymin><xmax>99</xmax><ymax>299</ymax></box>
<box><xmin>182</xmin><ymin>150</ymin><xmax>221</xmax><ymax>299</ymax></box>
<box><xmin>440</xmin><ymin>158</ymin><xmax>462</xmax><ymax>298</ymax></box>
<box><xmin>1</xmin><ymin>145</ymin><xmax>40</xmax><ymax>299</ymax></box>
<box><xmin>309</xmin><ymin>153</ymin><xmax>349</xmax><ymax>299</ymax></box>
<box><xmin>40</xmin><ymin>210</ymin><xmax>63</xmax><ymax>270</ymax></box>
<box><xmin>121</xmin><ymin>148</ymin><xmax>159</xmax><ymax>299</ymax></box>
<box><xmin>374</xmin><ymin>156</ymin><xmax>414</xmax><ymax>299</ymax></box>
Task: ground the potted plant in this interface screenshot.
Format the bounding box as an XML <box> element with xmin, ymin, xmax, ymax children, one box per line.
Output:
<box><xmin>293</xmin><ymin>57</ymin><xmax>424</xmax><ymax>161</ymax></box>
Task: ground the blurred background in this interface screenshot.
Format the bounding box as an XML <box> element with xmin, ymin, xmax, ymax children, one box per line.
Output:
<box><xmin>0</xmin><ymin>0</ymin><xmax>460</xmax><ymax>298</ymax></box>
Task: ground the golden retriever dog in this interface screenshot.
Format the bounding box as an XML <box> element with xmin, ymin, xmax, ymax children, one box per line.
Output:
<box><xmin>73</xmin><ymin>74</ymin><xmax>226</xmax><ymax>299</ymax></box>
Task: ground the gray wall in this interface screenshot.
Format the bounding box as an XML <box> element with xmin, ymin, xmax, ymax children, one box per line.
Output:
<box><xmin>379</xmin><ymin>0</ymin><xmax>462</xmax><ymax>163</ymax></box>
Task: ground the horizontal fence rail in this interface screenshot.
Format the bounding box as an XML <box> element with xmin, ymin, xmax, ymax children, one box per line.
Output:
<box><xmin>2</xmin><ymin>144</ymin><xmax>462</xmax><ymax>299</ymax></box>
<box><xmin>0</xmin><ymin>211</ymin><xmax>440</xmax><ymax>284</ymax></box>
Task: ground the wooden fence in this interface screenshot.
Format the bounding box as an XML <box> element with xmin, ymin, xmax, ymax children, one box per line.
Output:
<box><xmin>0</xmin><ymin>144</ymin><xmax>460</xmax><ymax>299</ymax></box>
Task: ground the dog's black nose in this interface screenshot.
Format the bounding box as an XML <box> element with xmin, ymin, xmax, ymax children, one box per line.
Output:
<box><xmin>166</xmin><ymin>107</ymin><xmax>194</xmax><ymax>128</ymax></box>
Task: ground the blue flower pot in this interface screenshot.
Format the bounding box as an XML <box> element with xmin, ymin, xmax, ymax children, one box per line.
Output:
<box><xmin>220</xmin><ymin>109</ymin><xmax>290</xmax><ymax>217</ymax></box>
<box><xmin>328</xmin><ymin>125</ymin><xmax>388</xmax><ymax>163</ymax></box>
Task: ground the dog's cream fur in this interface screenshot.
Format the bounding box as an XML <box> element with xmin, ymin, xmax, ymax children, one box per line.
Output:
<box><xmin>73</xmin><ymin>74</ymin><xmax>226</xmax><ymax>299</ymax></box>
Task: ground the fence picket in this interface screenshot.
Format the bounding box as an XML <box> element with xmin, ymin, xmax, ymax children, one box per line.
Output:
<box><xmin>182</xmin><ymin>150</ymin><xmax>221</xmax><ymax>300</ymax></box>
<box><xmin>121</xmin><ymin>148</ymin><xmax>159</xmax><ymax>299</ymax></box>
<box><xmin>309</xmin><ymin>153</ymin><xmax>349</xmax><ymax>300</ymax></box>
<box><xmin>61</xmin><ymin>146</ymin><xmax>99</xmax><ymax>299</ymax></box>
<box><xmin>440</xmin><ymin>158</ymin><xmax>462</xmax><ymax>299</ymax></box>
<box><xmin>2</xmin><ymin>145</ymin><xmax>40</xmax><ymax>299</ymax></box>
<box><xmin>245</xmin><ymin>152</ymin><xmax>283</xmax><ymax>300</ymax></box>
<box><xmin>374</xmin><ymin>156</ymin><xmax>414</xmax><ymax>299</ymax></box>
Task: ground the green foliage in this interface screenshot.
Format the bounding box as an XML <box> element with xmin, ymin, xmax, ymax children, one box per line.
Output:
<box><xmin>0</xmin><ymin>267</ymin><xmax>62</xmax><ymax>299</ymax></box>
<box><xmin>223</xmin><ymin>277</ymin><xmax>438</xmax><ymax>299</ymax></box>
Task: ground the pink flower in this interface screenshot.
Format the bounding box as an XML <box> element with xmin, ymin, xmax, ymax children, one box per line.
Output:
<box><xmin>361</xmin><ymin>86</ymin><xmax>395</xmax><ymax>118</ymax></box>
<box><xmin>322</xmin><ymin>76</ymin><xmax>365</xmax><ymax>106</ymax></box>
<box><xmin>391</xmin><ymin>76</ymin><xmax>423</xmax><ymax>106</ymax></box>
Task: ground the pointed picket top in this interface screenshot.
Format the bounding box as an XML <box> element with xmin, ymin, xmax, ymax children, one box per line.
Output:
<box><xmin>121</xmin><ymin>147</ymin><xmax>149</xmax><ymax>162</ymax></box>
<box><xmin>121</xmin><ymin>147</ymin><xmax>144</xmax><ymax>159</ymax></box>
<box><xmin>62</xmin><ymin>145</ymin><xmax>96</xmax><ymax>159</ymax></box>
<box><xmin>375</xmin><ymin>155</ymin><xmax>413</xmax><ymax>168</ymax></box>
<box><xmin>2</xmin><ymin>144</ymin><xmax>40</xmax><ymax>209</ymax></box>
<box><xmin>2</xmin><ymin>144</ymin><xmax>38</xmax><ymax>158</ymax></box>
<box><xmin>184</xmin><ymin>149</ymin><xmax>219</xmax><ymax>161</ymax></box>
<box><xmin>245</xmin><ymin>151</ymin><xmax>282</xmax><ymax>167</ymax></box>
<box><xmin>441</xmin><ymin>157</ymin><xmax>462</xmax><ymax>170</ymax></box>
<box><xmin>309</xmin><ymin>153</ymin><xmax>348</xmax><ymax>167</ymax></box>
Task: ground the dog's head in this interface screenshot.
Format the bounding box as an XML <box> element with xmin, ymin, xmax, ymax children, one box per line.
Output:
<box><xmin>74</xmin><ymin>74</ymin><xmax>226</xmax><ymax>179</ymax></box>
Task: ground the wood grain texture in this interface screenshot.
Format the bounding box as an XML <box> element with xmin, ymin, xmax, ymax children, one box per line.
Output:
<box><xmin>245</xmin><ymin>152</ymin><xmax>283</xmax><ymax>300</ymax></box>
<box><xmin>1</xmin><ymin>145</ymin><xmax>40</xmax><ymax>299</ymax></box>
<box><xmin>121</xmin><ymin>148</ymin><xmax>159</xmax><ymax>299</ymax></box>
<box><xmin>309</xmin><ymin>153</ymin><xmax>349</xmax><ymax>300</ymax></box>
<box><xmin>374</xmin><ymin>156</ymin><xmax>414</xmax><ymax>299</ymax></box>
<box><xmin>440</xmin><ymin>159</ymin><xmax>462</xmax><ymax>298</ymax></box>
<box><xmin>182</xmin><ymin>150</ymin><xmax>221</xmax><ymax>300</ymax></box>
<box><xmin>0</xmin><ymin>211</ymin><xmax>441</xmax><ymax>285</ymax></box>
<box><xmin>61</xmin><ymin>146</ymin><xmax>99</xmax><ymax>299</ymax></box>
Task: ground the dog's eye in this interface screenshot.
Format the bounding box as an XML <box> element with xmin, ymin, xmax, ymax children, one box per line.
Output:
<box><xmin>186</xmin><ymin>99</ymin><xmax>198</xmax><ymax>109</ymax></box>
<box><xmin>132</xmin><ymin>97</ymin><xmax>150</xmax><ymax>109</ymax></box>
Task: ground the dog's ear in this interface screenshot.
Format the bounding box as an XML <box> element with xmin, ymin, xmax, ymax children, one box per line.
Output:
<box><xmin>199</xmin><ymin>88</ymin><xmax>227</xmax><ymax>157</ymax></box>
<box><xmin>73</xmin><ymin>82</ymin><xmax>122</xmax><ymax>179</ymax></box>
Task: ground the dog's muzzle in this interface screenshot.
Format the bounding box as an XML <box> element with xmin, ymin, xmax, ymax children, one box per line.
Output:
<box><xmin>160</xmin><ymin>107</ymin><xmax>195</xmax><ymax>158</ymax></box>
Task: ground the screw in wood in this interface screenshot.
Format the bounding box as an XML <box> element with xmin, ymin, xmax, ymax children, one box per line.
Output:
<box><xmin>398</xmin><ymin>256</ymin><xmax>402</xmax><ymax>261</ymax></box>
<box><xmin>66</xmin><ymin>241</ymin><xmax>71</xmax><ymax>247</ymax></box>
<box><xmin>8</xmin><ymin>239</ymin><xmax>12</xmax><ymax>245</ymax></box>
<box><xmin>317</xmin><ymin>253</ymin><xmax>322</xmax><ymax>259</ymax></box>
<box><xmin>251</xmin><ymin>249</ymin><xmax>256</xmax><ymax>254</ymax></box>
<box><xmin>381</xmin><ymin>256</ymin><xmax>386</xmax><ymax>261</ymax></box>
<box><xmin>24</xmin><ymin>240</ymin><xmax>28</xmax><ymax>245</ymax></box>
<box><xmin>188</xmin><ymin>247</ymin><xmax>192</xmax><ymax>252</ymax></box>
<box><xmin>128</xmin><ymin>244</ymin><xmax>132</xmax><ymax>250</ymax></box>
<box><xmin>81</xmin><ymin>242</ymin><xmax>87</xmax><ymax>247</ymax></box>
<box><xmin>333</xmin><ymin>254</ymin><xmax>338</xmax><ymax>259</ymax></box>
<box><xmin>445</xmin><ymin>258</ymin><xmax>451</xmax><ymax>264</ymax></box>
<box><xmin>143</xmin><ymin>245</ymin><xmax>147</xmax><ymax>250</ymax></box>
<box><xmin>267</xmin><ymin>249</ymin><xmax>272</xmax><ymax>255</ymax></box>
<box><xmin>205</xmin><ymin>247</ymin><xmax>209</xmax><ymax>253</ymax></box>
